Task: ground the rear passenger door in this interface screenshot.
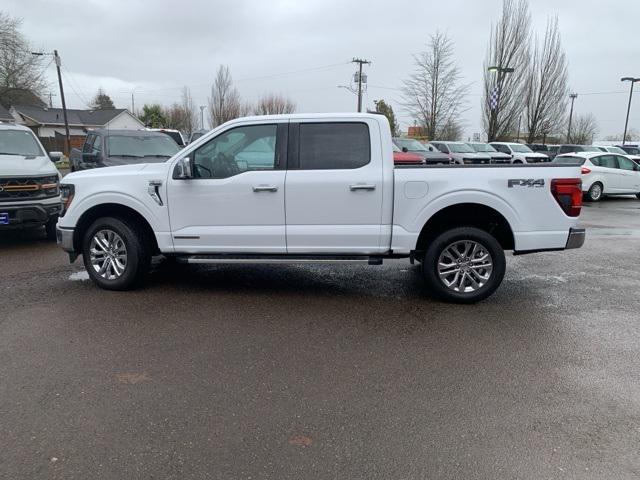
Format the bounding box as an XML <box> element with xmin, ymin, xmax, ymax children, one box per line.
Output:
<box><xmin>285</xmin><ymin>120</ymin><xmax>385</xmax><ymax>254</ymax></box>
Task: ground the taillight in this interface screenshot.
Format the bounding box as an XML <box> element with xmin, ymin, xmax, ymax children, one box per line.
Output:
<box><xmin>550</xmin><ymin>178</ymin><xmax>582</xmax><ymax>217</ymax></box>
<box><xmin>581</xmin><ymin>167</ymin><xmax>591</xmax><ymax>174</ymax></box>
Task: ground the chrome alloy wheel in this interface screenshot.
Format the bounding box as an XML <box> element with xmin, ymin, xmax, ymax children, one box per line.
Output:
<box><xmin>89</xmin><ymin>229</ymin><xmax>127</xmax><ymax>280</ymax></box>
<box><xmin>590</xmin><ymin>183</ymin><xmax>602</xmax><ymax>200</ymax></box>
<box><xmin>437</xmin><ymin>240</ymin><xmax>493</xmax><ymax>293</ymax></box>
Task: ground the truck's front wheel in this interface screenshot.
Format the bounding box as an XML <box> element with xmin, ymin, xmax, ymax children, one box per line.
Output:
<box><xmin>81</xmin><ymin>216</ymin><xmax>151</xmax><ymax>290</ymax></box>
<box><xmin>422</xmin><ymin>227</ymin><xmax>505</xmax><ymax>303</ymax></box>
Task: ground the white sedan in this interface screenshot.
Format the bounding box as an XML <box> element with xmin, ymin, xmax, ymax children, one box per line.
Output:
<box><xmin>554</xmin><ymin>152</ymin><xmax>640</xmax><ymax>201</ymax></box>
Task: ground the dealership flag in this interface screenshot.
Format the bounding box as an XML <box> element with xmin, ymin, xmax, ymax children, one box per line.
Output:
<box><xmin>489</xmin><ymin>87</ymin><xmax>500</xmax><ymax>110</ymax></box>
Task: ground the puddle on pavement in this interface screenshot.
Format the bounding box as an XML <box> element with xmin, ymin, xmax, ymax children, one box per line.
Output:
<box><xmin>69</xmin><ymin>270</ymin><xmax>89</xmax><ymax>281</ymax></box>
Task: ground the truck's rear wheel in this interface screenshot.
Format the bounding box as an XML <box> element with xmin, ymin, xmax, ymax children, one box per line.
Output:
<box><xmin>422</xmin><ymin>227</ymin><xmax>505</xmax><ymax>303</ymax></box>
<box><xmin>81</xmin><ymin>216</ymin><xmax>150</xmax><ymax>290</ymax></box>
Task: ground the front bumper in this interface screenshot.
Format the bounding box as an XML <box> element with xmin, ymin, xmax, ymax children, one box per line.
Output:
<box><xmin>56</xmin><ymin>226</ymin><xmax>75</xmax><ymax>253</ymax></box>
<box><xmin>565</xmin><ymin>227</ymin><xmax>586</xmax><ymax>249</ymax></box>
<box><xmin>0</xmin><ymin>202</ymin><xmax>61</xmax><ymax>229</ymax></box>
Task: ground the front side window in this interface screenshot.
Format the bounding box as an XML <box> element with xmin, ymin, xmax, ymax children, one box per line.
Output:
<box><xmin>0</xmin><ymin>129</ymin><xmax>44</xmax><ymax>157</ymax></box>
<box><xmin>617</xmin><ymin>156</ymin><xmax>636</xmax><ymax>171</ymax></box>
<box><xmin>193</xmin><ymin>124</ymin><xmax>277</xmax><ymax>178</ymax></box>
<box><xmin>92</xmin><ymin>136</ymin><xmax>102</xmax><ymax>154</ymax></box>
<box><xmin>298</xmin><ymin>123</ymin><xmax>370</xmax><ymax>170</ymax></box>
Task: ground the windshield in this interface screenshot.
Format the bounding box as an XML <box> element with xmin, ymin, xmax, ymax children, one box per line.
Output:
<box><xmin>605</xmin><ymin>146</ymin><xmax>626</xmax><ymax>154</ymax></box>
<box><xmin>510</xmin><ymin>144</ymin><xmax>533</xmax><ymax>153</ymax></box>
<box><xmin>394</xmin><ymin>138</ymin><xmax>428</xmax><ymax>151</ymax></box>
<box><xmin>0</xmin><ymin>129</ymin><xmax>45</xmax><ymax>156</ymax></box>
<box><xmin>449</xmin><ymin>143</ymin><xmax>475</xmax><ymax>153</ymax></box>
<box><xmin>159</xmin><ymin>130</ymin><xmax>183</xmax><ymax>146</ymax></box>
<box><xmin>107</xmin><ymin>135</ymin><xmax>180</xmax><ymax>158</ymax></box>
<box><xmin>468</xmin><ymin>143</ymin><xmax>497</xmax><ymax>153</ymax></box>
<box><xmin>578</xmin><ymin>145</ymin><xmax>602</xmax><ymax>152</ymax></box>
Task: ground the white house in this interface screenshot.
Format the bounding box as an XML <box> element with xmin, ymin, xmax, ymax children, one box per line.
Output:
<box><xmin>10</xmin><ymin>105</ymin><xmax>145</xmax><ymax>138</ymax></box>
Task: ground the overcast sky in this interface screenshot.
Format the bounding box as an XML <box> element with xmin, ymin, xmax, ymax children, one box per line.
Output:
<box><xmin>5</xmin><ymin>0</ymin><xmax>640</xmax><ymax>139</ymax></box>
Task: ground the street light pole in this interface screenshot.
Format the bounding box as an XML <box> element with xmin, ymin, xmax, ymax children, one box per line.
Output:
<box><xmin>487</xmin><ymin>66</ymin><xmax>514</xmax><ymax>141</ymax></box>
<box><xmin>199</xmin><ymin>105</ymin><xmax>206</xmax><ymax>129</ymax></box>
<box><xmin>621</xmin><ymin>77</ymin><xmax>640</xmax><ymax>145</ymax></box>
<box><xmin>567</xmin><ymin>93</ymin><xmax>578</xmax><ymax>143</ymax></box>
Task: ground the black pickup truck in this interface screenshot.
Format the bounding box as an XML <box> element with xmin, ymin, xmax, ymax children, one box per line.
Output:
<box><xmin>69</xmin><ymin>129</ymin><xmax>180</xmax><ymax>171</ymax></box>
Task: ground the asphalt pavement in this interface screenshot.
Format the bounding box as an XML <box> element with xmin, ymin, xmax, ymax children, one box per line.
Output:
<box><xmin>1</xmin><ymin>197</ymin><xmax>639</xmax><ymax>479</ymax></box>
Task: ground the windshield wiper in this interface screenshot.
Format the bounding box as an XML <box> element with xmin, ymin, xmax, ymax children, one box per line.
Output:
<box><xmin>142</xmin><ymin>154</ymin><xmax>172</xmax><ymax>158</ymax></box>
<box><xmin>0</xmin><ymin>152</ymin><xmax>23</xmax><ymax>156</ymax></box>
<box><xmin>113</xmin><ymin>154</ymin><xmax>144</xmax><ymax>158</ymax></box>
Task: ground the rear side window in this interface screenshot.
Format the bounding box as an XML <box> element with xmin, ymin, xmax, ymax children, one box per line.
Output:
<box><xmin>599</xmin><ymin>155</ymin><xmax>618</xmax><ymax>169</ymax></box>
<box><xmin>298</xmin><ymin>123</ymin><xmax>370</xmax><ymax>170</ymax></box>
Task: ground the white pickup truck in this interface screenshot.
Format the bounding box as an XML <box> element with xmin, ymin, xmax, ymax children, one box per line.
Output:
<box><xmin>57</xmin><ymin>113</ymin><xmax>585</xmax><ymax>302</ymax></box>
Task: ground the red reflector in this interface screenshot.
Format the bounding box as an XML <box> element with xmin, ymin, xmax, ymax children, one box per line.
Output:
<box><xmin>581</xmin><ymin>167</ymin><xmax>591</xmax><ymax>174</ymax></box>
<box><xmin>550</xmin><ymin>178</ymin><xmax>582</xmax><ymax>217</ymax></box>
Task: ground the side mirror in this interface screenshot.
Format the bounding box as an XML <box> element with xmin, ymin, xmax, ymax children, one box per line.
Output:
<box><xmin>175</xmin><ymin>156</ymin><xmax>193</xmax><ymax>179</ymax></box>
<box><xmin>82</xmin><ymin>152</ymin><xmax>97</xmax><ymax>162</ymax></box>
<box><xmin>48</xmin><ymin>151</ymin><xmax>63</xmax><ymax>162</ymax></box>
<box><xmin>401</xmin><ymin>147</ymin><xmax>408</xmax><ymax>153</ymax></box>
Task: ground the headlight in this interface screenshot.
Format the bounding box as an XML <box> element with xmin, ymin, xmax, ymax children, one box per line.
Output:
<box><xmin>59</xmin><ymin>184</ymin><xmax>75</xmax><ymax>217</ymax></box>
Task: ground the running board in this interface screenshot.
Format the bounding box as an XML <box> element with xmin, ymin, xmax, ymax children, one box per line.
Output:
<box><xmin>178</xmin><ymin>254</ymin><xmax>383</xmax><ymax>265</ymax></box>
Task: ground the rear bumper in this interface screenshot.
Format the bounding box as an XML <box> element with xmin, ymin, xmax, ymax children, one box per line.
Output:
<box><xmin>513</xmin><ymin>227</ymin><xmax>585</xmax><ymax>255</ymax></box>
<box><xmin>565</xmin><ymin>227</ymin><xmax>586</xmax><ymax>249</ymax></box>
<box><xmin>0</xmin><ymin>202</ymin><xmax>61</xmax><ymax>229</ymax></box>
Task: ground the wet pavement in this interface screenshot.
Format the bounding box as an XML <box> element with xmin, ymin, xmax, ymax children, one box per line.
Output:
<box><xmin>1</xmin><ymin>197</ymin><xmax>639</xmax><ymax>479</ymax></box>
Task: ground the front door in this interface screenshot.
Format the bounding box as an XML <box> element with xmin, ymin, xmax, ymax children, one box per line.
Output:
<box><xmin>167</xmin><ymin>122</ymin><xmax>287</xmax><ymax>253</ymax></box>
<box><xmin>284</xmin><ymin>120</ymin><xmax>385</xmax><ymax>254</ymax></box>
<box><xmin>615</xmin><ymin>155</ymin><xmax>640</xmax><ymax>192</ymax></box>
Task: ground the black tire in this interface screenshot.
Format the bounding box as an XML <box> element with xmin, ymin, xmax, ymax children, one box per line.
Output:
<box><xmin>81</xmin><ymin>216</ymin><xmax>151</xmax><ymax>290</ymax></box>
<box><xmin>44</xmin><ymin>215</ymin><xmax>58</xmax><ymax>241</ymax></box>
<box><xmin>586</xmin><ymin>182</ymin><xmax>603</xmax><ymax>202</ymax></box>
<box><xmin>422</xmin><ymin>227</ymin><xmax>506</xmax><ymax>304</ymax></box>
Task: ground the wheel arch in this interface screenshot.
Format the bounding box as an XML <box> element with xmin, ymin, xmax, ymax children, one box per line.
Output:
<box><xmin>73</xmin><ymin>203</ymin><xmax>159</xmax><ymax>255</ymax></box>
<box><xmin>415</xmin><ymin>203</ymin><xmax>515</xmax><ymax>253</ymax></box>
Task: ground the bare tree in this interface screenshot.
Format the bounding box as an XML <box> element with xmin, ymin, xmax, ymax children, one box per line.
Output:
<box><xmin>253</xmin><ymin>93</ymin><xmax>296</xmax><ymax>115</ymax></box>
<box><xmin>569</xmin><ymin>113</ymin><xmax>598</xmax><ymax>144</ymax></box>
<box><xmin>523</xmin><ymin>17</ymin><xmax>568</xmax><ymax>143</ymax></box>
<box><xmin>483</xmin><ymin>0</ymin><xmax>531</xmax><ymax>141</ymax></box>
<box><xmin>402</xmin><ymin>31</ymin><xmax>469</xmax><ymax>140</ymax></box>
<box><xmin>604</xmin><ymin>127</ymin><xmax>639</xmax><ymax>142</ymax></box>
<box><xmin>0</xmin><ymin>12</ymin><xmax>47</xmax><ymax>106</ymax></box>
<box><xmin>207</xmin><ymin>65</ymin><xmax>249</xmax><ymax>127</ymax></box>
<box><xmin>162</xmin><ymin>88</ymin><xmax>198</xmax><ymax>135</ymax></box>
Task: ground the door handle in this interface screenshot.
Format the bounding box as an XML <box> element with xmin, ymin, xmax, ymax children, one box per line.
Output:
<box><xmin>349</xmin><ymin>184</ymin><xmax>376</xmax><ymax>191</ymax></box>
<box><xmin>252</xmin><ymin>185</ymin><xmax>278</xmax><ymax>192</ymax></box>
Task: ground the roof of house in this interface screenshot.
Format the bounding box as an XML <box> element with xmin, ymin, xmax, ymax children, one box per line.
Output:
<box><xmin>0</xmin><ymin>103</ymin><xmax>12</xmax><ymax>121</ymax></box>
<box><xmin>11</xmin><ymin>105</ymin><xmax>133</xmax><ymax>127</ymax></box>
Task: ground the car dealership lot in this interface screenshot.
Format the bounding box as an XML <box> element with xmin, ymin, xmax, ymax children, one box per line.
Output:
<box><xmin>1</xmin><ymin>199</ymin><xmax>639</xmax><ymax>479</ymax></box>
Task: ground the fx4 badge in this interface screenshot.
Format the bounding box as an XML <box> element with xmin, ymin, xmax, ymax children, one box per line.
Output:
<box><xmin>508</xmin><ymin>179</ymin><xmax>545</xmax><ymax>188</ymax></box>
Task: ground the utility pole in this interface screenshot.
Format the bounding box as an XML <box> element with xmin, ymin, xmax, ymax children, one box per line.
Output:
<box><xmin>199</xmin><ymin>105</ymin><xmax>206</xmax><ymax>129</ymax></box>
<box><xmin>53</xmin><ymin>51</ymin><xmax>71</xmax><ymax>155</ymax></box>
<box><xmin>131</xmin><ymin>92</ymin><xmax>135</xmax><ymax>115</ymax></box>
<box><xmin>352</xmin><ymin>58</ymin><xmax>371</xmax><ymax>113</ymax></box>
<box><xmin>32</xmin><ymin>50</ymin><xmax>71</xmax><ymax>154</ymax></box>
<box><xmin>567</xmin><ymin>93</ymin><xmax>578</xmax><ymax>143</ymax></box>
<box><xmin>621</xmin><ymin>77</ymin><xmax>640</xmax><ymax>145</ymax></box>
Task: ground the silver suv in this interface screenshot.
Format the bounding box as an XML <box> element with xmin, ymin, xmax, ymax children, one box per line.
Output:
<box><xmin>0</xmin><ymin>123</ymin><xmax>62</xmax><ymax>239</ymax></box>
<box><xmin>429</xmin><ymin>141</ymin><xmax>492</xmax><ymax>165</ymax></box>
